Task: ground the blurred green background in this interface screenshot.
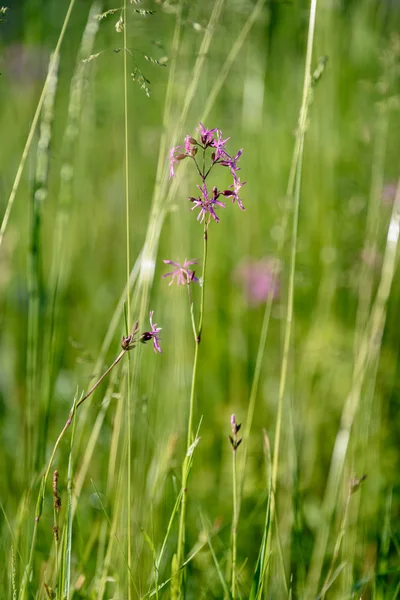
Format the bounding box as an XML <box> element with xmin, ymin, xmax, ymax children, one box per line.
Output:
<box><xmin>1</xmin><ymin>0</ymin><xmax>400</xmax><ymax>598</ymax></box>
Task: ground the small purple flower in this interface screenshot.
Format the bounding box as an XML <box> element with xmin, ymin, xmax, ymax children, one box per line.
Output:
<box><xmin>220</xmin><ymin>148</ymin><xmax>243</xmax><ymax>179</ymax></box>
<box><xmin>228</xmin><ymin>177</ymin><xmax>246</xmax><ymax>210</ymax></box>
<box><xmin>140</xmin><ymin>311</ymin><xmax>162</xmax><ymax>353</ymax></box>
<box><xmin>211</xmin><ymin>130</ymin><xmax>231</xmax><ymax>161</ymax></box>
<box><xmin>162</xmin><ymin>259</ymin><xmax>199</xmax><ymax>285</ymax></box>
<box><xmin>196</xmin><ymin>122</ymin><xmax>217</xmax><ymax>146</ymax></box>
<box><xmin>229</xmin><ymin>414</ymin><xmax>242</xmax><ymax>450</ymax></box>
<box><xmin>184</xmin><ymin>135</ymin><xmax>191</xmax><ymax>154</ymax></box>
<box><xmin>190</xmin><ymin>183</ymin><xmax>226</xmax><ymax>224</ymax></box>
<box><xmin>169</xmin><ymin>146</ymin><xmax>182</xmax><ymax>179</ymax></box>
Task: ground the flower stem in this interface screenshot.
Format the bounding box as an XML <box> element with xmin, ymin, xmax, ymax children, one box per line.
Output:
<box><xmin>176</xmin><ymin>221</ymin><xmax>208</xmax><ymax>590</ymax></box>
<box><xmin>197</xmin><ymin>223</ymin><xmax>208</xmax><ymax>342</ymax></box>
<box><xmin>123</xmin><ymin>0</ymin><xmax>133</xmax><ymax>596</ymax></box>
<box><xmin>231</xmin><ymin>447</ymin><xmax>238</xmax><ymax>599</ymax></box>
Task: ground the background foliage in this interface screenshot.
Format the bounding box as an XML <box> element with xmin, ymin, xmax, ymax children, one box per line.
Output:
<box><xmin>0</xmin><ymin>0</ymin><xmax>400</xmax><ymax>598</ymax></box>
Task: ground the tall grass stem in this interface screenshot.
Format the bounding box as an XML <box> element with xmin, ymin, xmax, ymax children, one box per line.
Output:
<box><xmin>0</xmin><ymin>0</ymin><xmax>77</xmax><ymax>250</ymax></box>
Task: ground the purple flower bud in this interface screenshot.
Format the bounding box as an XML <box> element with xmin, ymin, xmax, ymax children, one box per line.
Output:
<box><xmin>140</xmin><ymin>311</ymin><xmax>162</xmax><ymax>353</ymax></box>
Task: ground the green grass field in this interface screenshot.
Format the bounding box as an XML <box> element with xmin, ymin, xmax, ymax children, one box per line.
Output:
<box><xmin>1</xmin><ymin>0</ymin><xmax>400</xmax><ymax>598</ymax></box>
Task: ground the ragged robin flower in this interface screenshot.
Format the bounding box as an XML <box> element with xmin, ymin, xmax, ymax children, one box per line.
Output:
<box><xmin>189</xmin><ymin>183</ymin><xmax>226</xmax><ymax>224</ymax></box>
<box><xmin>222</xmin><ymin>177</ymin><xmax>246</xmax><ymax>211</ymax></box>
<box><xmin>162</xmin><ymin>259</ymin><xmax>199</xmax><ymax>286</ymax></box>
<box><xmin>168</xmin><ymin>123</ymin><xmax>247</xmax><ymax>225</ymax></box>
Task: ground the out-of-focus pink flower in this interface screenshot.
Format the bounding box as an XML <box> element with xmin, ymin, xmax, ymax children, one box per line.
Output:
<box><xmin>235</xmin><ymin>257</ymin><xmax>280</xmax><ymax>307</ymax></box>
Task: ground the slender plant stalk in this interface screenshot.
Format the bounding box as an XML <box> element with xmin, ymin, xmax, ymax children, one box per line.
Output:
<box><xmin>122</xmin><ymin>0</ymin><xmax>133</xmax><ymax>597</ymax></box>
<box><xmin>27</xmin><ymin>51</ymin><xmax>59</xmax><ymax>475</ymax></box>
<box><xmin>175</xmin><ymin>222</ymin><xmax>208</xmax><ymax>595</ymax></box>
<box><xmin>0</xmin><ymin>0</ymin><xmax>76</xmax><ymax>250</ymax></box>
<box><xmin>343</xmin><ymin>46</ymin><xmax>394</xmax><ymax>590</ymax></box>
<box><xmin>231</xmin><ymin>447</ymin><xmax>238</xmax><ymax>599</ymax></box>
<box><xmin>267</xmin><ymin>1</ymin><xmax>319</xmax><ymax>585</ymax></box>
<box><xmin>40</xmin><ymin>2</ymin><xmax>101</xmax><ymax>470</ymax></box>
<box><xmin>319</xmin><ymin>483</ymin><xmax>352</xmax><ymax>599</ymax></box>
<box><xmin>62</xmin><ymin>397</ymin><xmax>78</xmax><ymax>600</ymax></box>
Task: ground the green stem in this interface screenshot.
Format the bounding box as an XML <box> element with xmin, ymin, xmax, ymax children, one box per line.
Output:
<box><xmin>198</xmin><ymin>223</ymin><xmax>208</xmax><ymax>342</ymax></box>
<box><xmin>231</xmin><ymin>448</ymin><xmax>238</xmax><ymax>599</ymax></box>
<box><xmin>267</xmin><ymin>0</ymin><xmax>318</xmax><ymax>572</ymax></box>
<box><xmin>0</xmin><ymin>0</ymin><xmax>76</xmax><ymax>251</ymax></box>
<box><xmin>176</xmin><ymin>222</ymin><xmax>208</xmax><ymax>591</ymax></box>
<box><xmin>187</xmin><ymin>285</ymin><xmax>197</xmax><ymax>342</ymax></box>
<box><xmin>123</xmin><ymin>1</ymin><xmax>132</xmax><ymax>597</ymax></box>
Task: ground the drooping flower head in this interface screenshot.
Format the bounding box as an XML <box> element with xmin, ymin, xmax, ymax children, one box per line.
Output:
<box><xmin>162</xmin><ymin>259</ymin><xmax>199</xmax><ymax>285</ymax></box>
<box><xmin>140</xmin><ymin>311</ymin><xmax>162</xmax><ymax>353</ymax></box>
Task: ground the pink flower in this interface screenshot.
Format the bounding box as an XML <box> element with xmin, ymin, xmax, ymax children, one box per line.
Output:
<box><xmin>162</xmin><ymin>259</ymin><xmax>199</xmax><ymax>285</ymax></box>
<box><xmin>235</xmin><ymin>258</ymin><xmax>280</xmax><ymax>307</ymax></box>
<box><xmin>189</xmin><ymin>183</ymin><xmax>226</xmax><ymax>224</ymax></box>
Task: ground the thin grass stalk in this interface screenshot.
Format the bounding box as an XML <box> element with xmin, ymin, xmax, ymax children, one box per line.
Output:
<box><xmin>122</xmin><ymin>0</ymin><xmax>133</xmax><ymax>596</ymax></box>
<box><xmin>27</xmin><ymin>52</ymin><xmax>59</xmax><ymax>475</ymax></box>
<box><xmin>231</xmin><ymin>444</ymin><xmax>238</xmax><ymax>599</ymax></box>
<box><xmin>213</xmin><ymin>0</ymin><xmax>274</xmax><ymax>527</ymax></box>
<box><xmin>141</xmin><ymin>528</ymin><xmax>159</xmax><ymax>600</ymax></box>
<box><xmin>267</xmin><ymin>0</ymin><xmax>319</xmax><ymax>583</ymax></box>
<box><xmin>92</xmin><ymin>478</ymin><xmax>139</xmax><ymax>596</ymax></box>
<box><xmin>95</xmin><ymin>367</ymin><xmax>131</xmax><ymax>599</ymax></box>
<box><xmin>238</xmin><ymin>287</ymin><xmax>274</xmax><ymax>507</ymax></box>
<box><xmin>344</xmin><ymin>48</ymin><xmax>394</xmax><ymax>590</ymax></box>
<box><xmin>143</xmin><ymin>532</ymin><xmax>211</xmax><ymax>600</ymax></box>
<box><xmin>18</xmin><ymin>470</ymin><xmax>45</xmax><ymax>599</ymax></box>
<box><xmin>11</xmin><ymin>546</ymin><xmax>17</xmax><ymax>600</ymax></box>
<box><xmin>97</xmin><ymin>449</ymin><xmax>139</xmax><ymax>599</ymax></box>
<box><xmin>52</xmin><ymin>470</ymin><xmax>61</xmax><ymax>594</ymax></box>
<box><xmin>62</xmin><ymin>396</ymin><xmax>78</xmax><ymax>600</ymax></box>
<box><xmin>305</xmin><ymin>179</ymin><xmax>400</xmax><ymax>598</ymax></box>
<box><xmin>40</xmin><ymin>3</ymin><xmax>101</xmax><ymax>470</ymax></box>
<box><xmin>202</xmin><ymin>0</ymin><xmax>265</xmax><ymax>122</ymax></box>
<box><xmin>319</xmin><ymin>482</ymin><xmax>352</xmax><ymax>599</ymax></box>
<box><xmin>175</xmin><ymin>223</ymin><xmax>208</xmax><ymax>591</ymax></box>
<box><xmin>200</xmin><ymin>513</ymin><xmax>230</xmax><ymax>599</ymax></box>
<box><xmin>0</xmin><ymin>0</ymin><xmax>76</xmax><ymax>250</ymax></box>
<box><xmin>154</xmin><ymin>418</ymin><xmax>202</xmax><ymax>596</ymax></box>
<box><xmin>249</xmin><ymin>431</ymin><xmax>272</xmax><ymax>600</ymax></box>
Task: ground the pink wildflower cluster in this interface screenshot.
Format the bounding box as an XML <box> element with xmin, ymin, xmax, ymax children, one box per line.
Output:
<box><xmin>169</xmin><ymin>123</ymin><xmax>246</xmax><ymax>224</ymax></box>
